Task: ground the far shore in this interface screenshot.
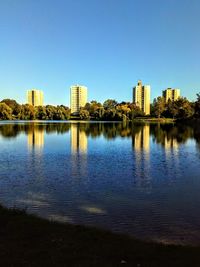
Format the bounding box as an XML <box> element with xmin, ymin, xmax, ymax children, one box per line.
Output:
<box><xmin>0</xmin><ymin>117</ymin><xmax>176</xmax><ymax>123</ymax></box>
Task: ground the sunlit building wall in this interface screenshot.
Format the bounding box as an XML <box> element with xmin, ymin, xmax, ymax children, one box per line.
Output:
<box><xmin>70</xmin><ymin>85</ymin><xmax>87</xmax><ymax>114</ymax></box>
<box><xmin>162</xmin><ymin>88</ymin><xmax>180</xmax><ymax>103</ymax></box>
<box><xmin>27</xmin><ymin>89</ymin><xmax>44</xmax><ymax>106</ymax></box>
<box><xmin>133</xmin><ymin>80</ymin><xmax>150</xmax><ymax>115</ymax></box>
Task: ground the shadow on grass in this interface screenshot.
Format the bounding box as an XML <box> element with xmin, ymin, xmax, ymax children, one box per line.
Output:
<box><xmin>0</xmin><ymin>204</ymin><xmax>200</xmax><ymax>267</ymax></box>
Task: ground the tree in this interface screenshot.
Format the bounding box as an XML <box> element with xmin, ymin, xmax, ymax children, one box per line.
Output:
<box><xmin>20</xmin><ymin>104</ymin><xmax>35</xmax><ymax>120</ymax></box>
<box><xmin>1</xmin><ymin>99</ymin><xmax>21</xmax><ymax>118</ymax></box>
<box><xmin>0</xmin><ymin>103</ymin><xmax>12</xmax><ymax>120</ymax></box>
<box><xmin>163</xmin><ymin>99</ymin><xmax>179</xmax><ymax>119</ymax></box>
<box><xmin>60</xmin><ymin>106</ymin><xmax>71</xmax><ymax>120</ymax></box>
<box><xmin>129</xmin><ymin>103</ymin><xmax>144</xmax><ymax>119</ymax></box>
<box><xmin>45</xmin><ymin>105</ymin><xmax>56</xmax><ymax>120</ymax></box>
<box><xmin>195</xmin><ymin>93</ymin><xmax>200</xmax><ymax>117</ymax></box>
<box><xmin>103</xmin><ymin>99</ymin><xmax>118</xmax><ymax>109</ymax></box>
<box><xmin>174</xmin><ymin>97</ymin><xmax>194</xmax><ymax>119</ymax></box>
<box><xmin>84</xmin><ymin>101</ymin><xmax>102</xmax><ymax>118</ymax></box>
<box><xmin>153</xmin><ymin>97</ymin><xmax>165</xmax><ymax>118</ymax></box>
<box><xmin>35</xmin><ymin>106</ymin><xmax>47</xmax><ymax>120</ymax></box>
<box><xmin>79</xmin><ymin>109</ymin><xmax>90</xmax><ymax>120</ymax></box>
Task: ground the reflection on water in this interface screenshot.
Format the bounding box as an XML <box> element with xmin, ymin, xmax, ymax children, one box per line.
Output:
<box><xmin>27</xmin><ymin>127</ymin><xmax>44</xmax><ymax>151</ymax></box>
<box><xmin>71</xmin><ymin>124</ymin><xmax>87</xmax><ymax>154</ymax></box>
<box><xmin>132</xmin><ymin>125</ymin><xmax>150</xmax><ymax>189</ymax></box>
<box><xmin>133</xmin><ymin>124</ymin><xmax>150</xmax><ymax>152</ymax></box>
<box><xmin>0</xmin><ymin>121</ymin><xmax>200</xmax><ymax>245</ymax></box>
<box><xmin>70</xmin><ymin>124</ymin><xmax>88</xmax><ymax>178</ymax></box>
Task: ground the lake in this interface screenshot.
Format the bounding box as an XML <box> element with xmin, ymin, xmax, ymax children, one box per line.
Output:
<box><xmin>0</xmin><ymin>121</ymin><xmax>200</xmax><ymax>245</ymax></box>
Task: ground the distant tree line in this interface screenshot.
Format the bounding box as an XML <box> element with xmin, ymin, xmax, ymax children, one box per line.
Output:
<box><xmin>79</xmin><ymin>99</ymin><xmax>144</xmax><ymax>121</ymax></box>
<box><xmin>151</xmin><ymin>94</ymin><xmax>200</xmax><ymax>120</ymax></box>
<box><xmin>0</xmin><ymin>94</ymin><xmax>200</xmax><ymax>121</ymax></box>
<box><xmin>0</xmin><ymin>99</ymin><xmax>70</xmax><ymax>120</ymax></box>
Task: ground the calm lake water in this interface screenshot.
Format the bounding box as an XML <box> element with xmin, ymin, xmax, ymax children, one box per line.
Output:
<box><xmin>0</xmin><ymin>121</ymin><xmax>200</xmax><ymax>245</ymax></box>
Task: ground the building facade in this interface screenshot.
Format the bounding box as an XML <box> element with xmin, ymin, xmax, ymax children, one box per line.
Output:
<box><xmin>70</xmin><ymin>85</ymin><xmax>87</xmax><ymax>114</ymax></box>
<box><xmin>133</xmin><ymin>80</ymin><xmax>150</xmax><ymax>115</ymax></box>
<box><xmin>27</xmin><ymin>89</ymin><xmax>44</xmax><ymax>106</ymax></box>
<box><xmin>162</xmin><ymin>88</ymin><xmax>180</xmax><ymax>103</ymax></box>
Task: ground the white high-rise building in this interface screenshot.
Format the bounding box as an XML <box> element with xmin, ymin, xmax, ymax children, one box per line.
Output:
<box><xmin>27</xmin><ymin>89</ymin><xmax>44</xmax><ymax>106</ymax></box>
<box><xmin>133</xmin><ymin>80</ymin><xmax>151</xmax><ymax>115</ymax></box>
<box><xmin>70</xmin><ymin>85</ymin><xmax>87</xmax><ymax>114</ymax></box>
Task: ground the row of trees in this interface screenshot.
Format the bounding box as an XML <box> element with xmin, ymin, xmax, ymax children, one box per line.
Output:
<box><xmin>0</xmin><ymin>99</ymin><xmax>70</xmax><ymax>120</ymax></box>
<box><xmin>151</xmin><ymin>94</ymin><xmax>200</xmax><ymax>119</ymax></box>
<box><xmin>0</xmin><ymin>99</ymin><xmax>144</xmax><ymax>121</ymax></box>
<box><xmin>80</xmin><ymin>94</ymin><xmax>200</xmax><ymax>120</ymax></box>
<box><xmin>0</xmin><ymin>94</ymin><xmax>200</xmax><ymax>120</ymax></box>
<box><xmin>79</xmin><ymin>99</ymin><xmax>144</xmax><ymax>121</ymax></box>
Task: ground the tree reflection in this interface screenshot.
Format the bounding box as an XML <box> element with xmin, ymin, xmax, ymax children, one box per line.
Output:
<box><xmin>0</xmin><ymin>122</ymin><xmax>200</xmax><ymax>150</ymax></box>
<box><xmin>150</xmin><ymin>123</ymin><xmax>194</xmax><ymax>148</ymax></box>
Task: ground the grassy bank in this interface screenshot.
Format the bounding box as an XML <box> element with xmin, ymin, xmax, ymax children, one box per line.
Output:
<box><xmin>132</xmin><ymin>117</ymin><xmax>175</xmax><ymax>123</ymax></box>
<box><xmin>0</xmin><ymin>205</ymin><xmax>200</xmax><ymax>266</ymax></box>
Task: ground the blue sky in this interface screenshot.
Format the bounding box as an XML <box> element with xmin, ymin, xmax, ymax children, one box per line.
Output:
<box><xmin>0</xmin><ymin>0</ymin><xmax>200</xmax><ymax>105</ymax></box>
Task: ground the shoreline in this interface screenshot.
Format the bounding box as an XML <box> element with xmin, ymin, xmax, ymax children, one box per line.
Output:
<box><xmin>0</xmin><ymin>118</ymin><xmax>176</xmax><ymax>123</ymax></box>
<box><xmin>0</xmin><ymin>204</ymin><xmax>200</xmax><ymax>266</ymax></box>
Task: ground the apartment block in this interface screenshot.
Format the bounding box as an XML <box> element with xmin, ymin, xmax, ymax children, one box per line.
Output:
<box><xmin>70</xmin><ymin>85</ymin><xmax>87</xmax><ymax>114</ymax></box>
<box><xmin>27</xmin><ymin>89</ymin><xmax>44</xmax><ymax>106</ymax></box>
<box><xmin>133</xmin><ymin>80</ymin><xmax>150</xmax><ymax>115</ymax></box>
<box><xmin>162</xmin><ymin>88</ymin><xmax>180</xmax><ymax>103</ymax></box>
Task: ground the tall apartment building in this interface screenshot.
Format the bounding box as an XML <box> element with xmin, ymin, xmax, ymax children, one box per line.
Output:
<box><xmin>70</xmin><ymin>85</ymin><xmax>87</xmax><ymax>114</ymax></box>
<box><xmin>27</xmin><ymin>89</ymin><xmax>44</xmax><ymax>106</ymax></box>
<box><xmin>133</xmin><ymin>80</ymin><xmax>150</xmax><ymax>115</ymax></box>
<box><xmin>162</xmin><ymin>88</ymin><xmax>180</xmax><ymax>103</ymax></box>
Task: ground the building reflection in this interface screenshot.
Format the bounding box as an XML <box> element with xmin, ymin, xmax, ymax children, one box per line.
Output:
<box><xmin>133</xmin><ymin>125</ymin><xmax>150</xmax><ymax>153</ymax></box>
<box><xmin>164</xmin><ymin>136</ymin><xmax>178</xmax><ymax>151</ymax></box>
<box><xmin>163</xmin><ymin>135</ymin><xmax>180</xmax><ymax>180</ymax></box>
<box><xmin>151</xmin><ymin>123</ymin><xmax>181</xmax><ymax>182</ymax></box>
<box><xmin>132</xmin><ymin>124</ymin><xmax>151</xmax><ymax>189</ymax></box>
<box><xmin>70</xmin><ymin>124</ymin><xmax>88</xmax><ymax>179</ymax></box>
<box><xmin>71</xmin><ymin>124</ymin><xmax>87</xmax><ymax>154</ymax></box>
<box><xmin>27</xmin><ymin>127</ymin><xmax>44</xmax><ymax>151</ymax></box>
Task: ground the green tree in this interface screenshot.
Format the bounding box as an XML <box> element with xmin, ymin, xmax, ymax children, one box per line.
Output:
<box><xmin>1</xmin><ymin>99</ymin><xmax>21</xmax><ymax>118</ymax></box>
<box><xmin>84</xmin><ymin>101</ymin><xmax>102</xmax><ymax>119</ymax></box>
<box><xmin>195</xmin><ymin>93</ymin><xmax>200</xmax><ymax>117</ymax></box>
<box><xmin>0</xmin><ymin>103</ymin><xmax>12</xmax><ymax>120</ymax></box>
<box><xmin>46</xmin><ymin>105</ymin><xmax>56</xmax><ymax>120</ymax></box>
<box><xmin>153</xmin><ymin>97</ymin><xmax>165</xmax><ymax>118</ymax></box>
<box><xmin>174</xmin><ymin>97</ymin><xmax>194</xmax><ymax>119</ymax></box>
<box><xmin>35</xmin><ymin>106</ymin><xmax>47</xmax><ymax>120</ymax></box>
<box><xmin>103</xmin><ymin>99</ymin><xmax>118</xmax><ymax>109</ymax></box>
<box><xmin>20</xmin><ymin>104</ymin><xmax>35</xmax><ymax>120</ymax></box>
<box><xmin>79</xmin><ymin>109</ymin><xmax>90</xmax><ymax>120</ymax></box>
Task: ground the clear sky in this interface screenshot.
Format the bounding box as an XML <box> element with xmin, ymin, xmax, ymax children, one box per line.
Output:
<box><xmin>0</xmin><ymin>0</ymin><xmax>200</xmax><ymax>106</ymax></box>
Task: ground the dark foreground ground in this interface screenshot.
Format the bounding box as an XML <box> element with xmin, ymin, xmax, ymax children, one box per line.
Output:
<box><xmin>0</xmin><ymin>205</ymin><xmax>200</xmax><ymax>267</ymax></box>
